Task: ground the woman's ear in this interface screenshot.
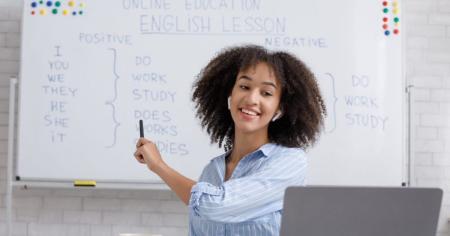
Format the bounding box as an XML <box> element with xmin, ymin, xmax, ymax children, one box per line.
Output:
<box><xmin>272</xmin><ymin>110</ymin><xmax>283</xmax><ymax>122</ymax></box>
<box><xmin>227</xmin><ymin>96</ymin><xmax>231</xmax><ymax>110</ymax></box>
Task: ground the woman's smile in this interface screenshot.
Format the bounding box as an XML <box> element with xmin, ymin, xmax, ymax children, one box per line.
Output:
<box><xmin>239</xmin><ymin>107</ymin><xmax>260</xmax><ymax>120</ymax></box>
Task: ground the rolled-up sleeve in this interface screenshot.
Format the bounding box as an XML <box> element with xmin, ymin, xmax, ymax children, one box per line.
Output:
<box><xmin>189</xmin><ymin>151</ymin><xmax>306</xmax><ymax>223</ymax></box>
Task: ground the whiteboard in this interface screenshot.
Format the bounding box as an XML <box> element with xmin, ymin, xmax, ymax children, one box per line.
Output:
<box><xmin>17</xmin><ymin>0</ymin><xmax>404</xmax><ymax>186</ymax></box>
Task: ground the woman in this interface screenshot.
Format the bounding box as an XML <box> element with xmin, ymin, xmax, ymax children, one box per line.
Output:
<box><xmin>134</xmin><ymin>45</ymin><xmax>326</xmax><ymax>235</ymax></box>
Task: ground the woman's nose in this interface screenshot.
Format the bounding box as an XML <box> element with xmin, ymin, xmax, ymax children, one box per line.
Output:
<box><xmin>244</xmin><ymin>90</ymin><xmax>259</xmax><ymax>105</ymax></box>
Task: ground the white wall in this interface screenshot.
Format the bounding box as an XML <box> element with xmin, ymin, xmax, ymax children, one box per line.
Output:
<box><xmin>1</xmin><ymin>0</ymin><xmax>450</xmax><ymax>235</ymax></box>
<box><xmin>405</xmin><ymin>1</ymin><xmax>450</xmax><ymax>235</ymax></box>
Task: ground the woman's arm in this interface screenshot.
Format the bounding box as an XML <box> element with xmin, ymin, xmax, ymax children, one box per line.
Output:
<box><xmin>134</xmin><ymin>138</ymin><xmax>196</xmax><ymax>205</ymax></box>
<box><xmin>153</xmin><ymin>162</ymin><xmax>196</xmax><ymax>205</ymax></box>
<box><xmin>190</xmin><ymin>150</ymin><xmax>307</xmax><ymax>223</ymax></box>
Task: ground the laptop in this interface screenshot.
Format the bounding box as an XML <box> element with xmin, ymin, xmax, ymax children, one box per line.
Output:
<box><xmin>280</xmin><ymin>186</ymin><xmax>442</xmax><ymax>236</ymax></box>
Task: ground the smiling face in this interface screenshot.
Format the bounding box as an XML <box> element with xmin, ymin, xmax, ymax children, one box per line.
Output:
<box><xmin>229</xmin><ymin>62</ymin><xmax>282</xmax><ymax>137</ymax></box>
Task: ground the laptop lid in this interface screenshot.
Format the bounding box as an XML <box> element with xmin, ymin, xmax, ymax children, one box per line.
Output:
<box><xmin>280</xmin><ymin>186</ymin><xmax>442</xmax><ymax>236</ymax></box>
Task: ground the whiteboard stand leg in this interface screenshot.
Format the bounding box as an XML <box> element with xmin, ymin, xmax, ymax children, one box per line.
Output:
<box><xmin>6</xmin><ymin>77</ymin><xmax>18</xmax><ymax>236</ymax></box>
<box><xmin>406</xmin><ymin>85</ymin><xmax>415</xmax><ymax>187</ymax></box>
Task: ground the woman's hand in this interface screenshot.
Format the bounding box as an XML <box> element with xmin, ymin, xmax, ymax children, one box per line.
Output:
<box><xmin>134</xmin><ymin>138</ymin><xmax>165</xmax><ymax>172</ymax></box>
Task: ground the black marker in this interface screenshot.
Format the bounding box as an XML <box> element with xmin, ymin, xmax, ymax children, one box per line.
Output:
<box><xmin>139</xmin><ymin>119</ymin><xmax>144</xmax><ymax>138</ymax></box>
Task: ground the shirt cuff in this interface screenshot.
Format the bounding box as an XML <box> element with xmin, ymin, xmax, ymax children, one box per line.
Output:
<box><xmin>189</xmin><ymin>182</ymin><xmax>223</xmax><ymax>214</ymax></box>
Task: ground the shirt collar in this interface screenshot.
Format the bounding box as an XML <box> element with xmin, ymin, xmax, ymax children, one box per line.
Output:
<box><xmin>219</xmin><ymin>143</ymin><xmax>277</xmax><ymax>160</ymax></box>
<box><xmin>258</xmin><ymin>143</ymin><xmax>277</xmax><ymax>158</ymax></box>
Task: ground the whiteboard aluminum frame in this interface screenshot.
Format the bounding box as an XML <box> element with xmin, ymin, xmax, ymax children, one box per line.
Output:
<box><xmin>7</xmin><ymin>77</ymin><xmax>18</xmax><ymax>236</ymax></box>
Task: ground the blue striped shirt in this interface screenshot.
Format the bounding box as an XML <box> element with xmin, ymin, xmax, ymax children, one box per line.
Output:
<box><xmin>188</xmin><ymin>143</ymin><xmax>307</xmax><ymax>236</ymax></box>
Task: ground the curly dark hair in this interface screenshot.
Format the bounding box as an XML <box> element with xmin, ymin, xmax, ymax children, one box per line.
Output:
<box><xmin>192</xmin><ymin>45</ymin><xmax>326</xmax><ymax>151</ymax></box>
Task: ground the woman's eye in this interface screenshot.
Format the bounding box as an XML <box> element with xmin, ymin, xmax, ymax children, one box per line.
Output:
<box><xmin>263</xmin><ymin>91</ymin><xmax>273</xmax><ymax>96</ymax></box>
<box><xmin>240</xmin><ymin>85</ymin><xmax>249</xmax><ymax>90</ymax></box>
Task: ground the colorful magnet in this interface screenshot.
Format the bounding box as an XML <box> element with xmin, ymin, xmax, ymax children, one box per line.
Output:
<box><xmin>384</xmin><ymin>30</ymin><xmax>390</xmax><ymax>36</ymax></box>
<box><xmin>383</xmin><ymin>17</ymin><xmax>388</xmax><ymax>22</ymax></box>
<box><xmin>78</xmin><ymin>10</ymin><xmax>83</xmax><ymax>15</ymax></box>
<box><xmin>62</xmin><ymin>9</ymin><xmax>68</xmax><ymax>15</ymax></box>
<box><xmin>393</xmin><ymin>8</ymin><xmax>399</xmax><ymax>14</ymax></box>
<box><xmin>393</xmin><ymin>29</ymin><xmax>399</xmax><ymax>34</ymax></box>
<box><xmin>72</xmin><ymin>11</ymin><xmax>77</xmax><ymax>15</ymax></box>
<box><xmin>31</xmin><ymin>11</ymin><xmax>35</xmax><ymax>15</ymax></box>
<box><xmin>55</xmin><ymin>1</ymin><xmax>61</xmax><ymax>7</ymax></box>
<box><xmin>46</xmin><ymin>1</ymin><xmax>52</xmax><ymax>7</ymax></box>
<box><xmin>68</xmin><ymin>1</ymin><xmax>75</xmax><ymax>7</ymax></box>
<box><xmin>31</xmin><ymin>2</ymin><xmax>37</xmax><ymax>7</ymax></box>
<box><xmin>52</xmin><ymin>8</ymin><xmax>57</xmax><ymax>14</ymax></box>
<box><xmin>39</xmin><ymin>9</ymin><xmax>46</xmax><ymax>15</ymax></box>
<box><xmin>79</xmin><ymin>2</ymin><xmax>85</xmax><ymax>8</ymax></box>
<box><xmin>382</xmin><ymin>24</ymin><xmax>388</xmax><ymax>30</ymax></box>
<box><xmin>382</xmin><ymin>1</ymin><xmax>388</xmax><ymax>6</ymax></box>
<box><xmin>383</xmin><ymin>8</ymin><xmax>389</xmax><ymax>13</ymax></box>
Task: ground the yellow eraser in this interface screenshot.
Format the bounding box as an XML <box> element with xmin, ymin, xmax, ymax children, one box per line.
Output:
<box><xmin>74</xmin><ymin>180</ymin><xmax>96</xmax><ymax>187</ymax></box>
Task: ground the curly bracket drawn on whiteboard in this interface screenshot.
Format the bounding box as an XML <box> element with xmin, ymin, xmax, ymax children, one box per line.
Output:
<box><xmin>318</xmin><ymin>73</ymin><xmax>338</xmax><ymax>133</ymax></box>
<box><xmin>105</xmin><ymin>48</ymin><xmax>121</xmax><ymax>148</ymax></box>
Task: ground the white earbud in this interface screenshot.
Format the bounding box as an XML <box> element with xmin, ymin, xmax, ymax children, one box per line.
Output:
<box><xmin>272</xmin><ymin>111</ymin><xmax>282</xmax><ymax>122</ymax></box>
<box><xmin>227</xmin><ymin>97</ymin><xmax>231</xmax><ymax>110</ymax></box>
